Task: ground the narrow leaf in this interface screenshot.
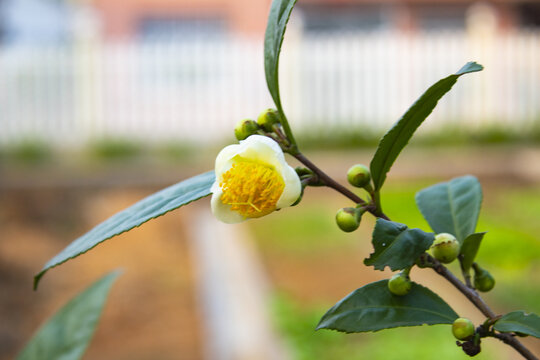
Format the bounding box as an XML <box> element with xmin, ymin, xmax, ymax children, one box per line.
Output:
<box><xmin>35</xmin><ymin>171</ymin><xmax>215</xmax><ymax>289</ymax></box>
<box><xmin>370</xmin><ymin>62</ymin><xmax>483</xmax><ymax>191</ymax></box>
<box><xmin>264</xmin><ymin>0</ymin><xmax>298</xmax><ymax>147</ymax></box>
<box><xmin>460</xmin><ymin>232</ymin><xmax>486</xmax><ymax>272</ymax></box>
<box><xmin>364</xmin><ymin>219</ymin><xmax>434</xmax><ymax>271</ymax></box>
<box><xmin>18</xmin><ymin>271</ymin><xmax>121</xmax><ymax>360</ymax></box>
<box><xmin>415</xmin><ymin>175</ymin><xmax>482</xmax><ymax>243</ymax></box>
<box><xmin>494</xmin><ymin>311</ymin><xmax>540</xmax><ymax>338</ymax></box>
<box><xmin>317</xmin><ymin>280</ymin><xmax>458</xmax><ymax>333</ymax></box>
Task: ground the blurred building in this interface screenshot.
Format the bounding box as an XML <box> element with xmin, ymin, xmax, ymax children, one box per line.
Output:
<box><xmin>1</xmin><ymin>0</ymin><xmax>539</xmax><ymax>146</ymax></box>
<box><xmin>1</xmin><ymin>0</ymin><xmax>540</xmax><ymax>44</ymax></box>
<box><xmin>91</xmin><ymin>0</ymin><xmax>540</xmax><ymax>41</ymax></box>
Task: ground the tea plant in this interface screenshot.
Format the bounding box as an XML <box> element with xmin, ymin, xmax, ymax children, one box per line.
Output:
<box><xmin>21</xmin><ymin>0</ymin><xmax>539</xmax><ymax>359</ymax></box>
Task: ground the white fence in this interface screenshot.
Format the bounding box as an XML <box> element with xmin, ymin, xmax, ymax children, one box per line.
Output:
<box><xmin>1</xmin><ymin>31</ymin><xmax>539</xmax><ymax>146</ymax></box>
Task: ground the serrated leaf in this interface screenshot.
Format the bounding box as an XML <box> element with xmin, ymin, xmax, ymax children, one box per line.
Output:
<box><xmin>18</xmin><ymin>271</ymin><xmax>121</xmax><ymax>360</ymax></box>
<box><xmin>370</xmin><ymin>62</ymin><xmax>483</xmax><ymax>191</ymax></box>
<box><xmin>460</xmin><ymin>232</ymin><xmax>486</xmax><ymax>272</ymax></box>
<box><xmin>35</xmin><ymin>171</ymin><xmax>215</xmax><ymax>289</ymax></box>
<box><xmin>317</xmin><ymin>280</ymin><xmax>458</xmax><ymax>333</ymax></box>
<box><xmin>264</xmin><ymin>0</ymin><xmax>298</xmax><ymax>147</ymax></box>
<box><xmin>493</xmin><ymin>311</ymin><xmax>540</xmax><ymax>338</ymax></box>
<box><xmin>364</xmin><ymin>219</ymin><xmax>434</xmax><ymax>271</ymax></box>
<box><xmin>415</xmin><ymin>175</ymin><xmax>482</xmax><ymax>244</ymax></box>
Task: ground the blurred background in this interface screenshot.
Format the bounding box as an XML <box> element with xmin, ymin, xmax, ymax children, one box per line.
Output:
<box><xmin>0</xmin><ymin>0</ymin><xmax>539</xmax><ymax>359</ymax></box>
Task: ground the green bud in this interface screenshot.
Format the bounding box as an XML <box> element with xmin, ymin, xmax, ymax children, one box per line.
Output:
<box><xmin>335</xmin><ymin>207</ymin><xmax>361</xmax><ymax>232</ymax></box>
<box><xmin>452</xmin><ymin>318</ymin><xmax>475</xmax><ymax>341</ymax></box>
<box><xmin>388</xmin><ymin>272</ymin><xmax>412</xmax><ymax>296</ymax></box>
<box><xmin>295</xmin><ymin>166</ymin><xmax>313</xmax><ymax>177</ymax></box>
<box><xmin>234</xmin><ymin>119</ymin><xmax>259</xmax><ymax>141</ymax></box>
<box><xmin>257</xmin><ymin>108</ymin><xmax>281</xmax><ymax>131</ymax></box>
<box><xmin>473</xmin><ymin>265</ymin><xmax>495</xmax><ymax>292</ymax></box>
<box><xmin>431</xmin><ymin>233</ymin><xmax>460</xmax><ymax>264</ymax></box>
<box><xmin>347</xmin><ymin>164</ymin><xmax>371</xmax><ymax>188</ymax></box>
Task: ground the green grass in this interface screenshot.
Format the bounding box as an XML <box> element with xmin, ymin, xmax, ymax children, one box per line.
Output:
<box><xmin>3</xmin><ymin>140</ymin><xmax>53</xmax><ymax>165</ymax></box>
<box><xmin>296</xmin><ymin>124</ymin><xmax>540</xmax><ymax>151</ymax></box>
<box><xmin>87</xmin><ymin>138</ymin><xmax>144</xmax><ymax>161</ymax></box>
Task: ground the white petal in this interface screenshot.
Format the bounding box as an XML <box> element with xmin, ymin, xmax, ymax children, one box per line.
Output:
<box><xmin>215</xmin><ymin>143</ymin><xmax>241</xmax><ymax>174</ymax></box>
<box><xmin>210</xmin><ymin>188</ymin><xmax>245</xmax><ymax>224</ymax></box>
<box><xmin>276</xmin><ymin>163</ymin><xmax>302</xmax><ymax>208</ymax></box>
<box><xmin>234</xmin><ymin>135</ymin><xmax>285</xmax><ymax>167</ymax></box>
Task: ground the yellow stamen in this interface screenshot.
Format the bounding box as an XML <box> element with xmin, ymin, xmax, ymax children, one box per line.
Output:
<box><xmin>220</xmin><ymin>161</ymin><xmax>285</xmax><ymax>218</ymax></box>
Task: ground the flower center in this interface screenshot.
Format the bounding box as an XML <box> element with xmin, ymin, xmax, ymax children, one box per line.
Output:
<box><xmin>219</xmin><ymin>161</ymin><xmax>285</xmax><ymax>218</ymax></box>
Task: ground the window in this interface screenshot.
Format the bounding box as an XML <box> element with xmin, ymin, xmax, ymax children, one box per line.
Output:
<box><xmin>138</xmin><ymin>16</ymin><xmax>227</xmax><ymax>41</ymax></box>
<box><xmin>298</xmin><ymin>4</ymin><xmax>385</xmax><ymax>33</ymax></box>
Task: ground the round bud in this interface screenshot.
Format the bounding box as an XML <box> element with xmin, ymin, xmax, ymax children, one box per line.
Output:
<box><xmin>335</xmin><ymin>207</ymin><xmax>360</xmax><ymax>233</ymax></box>
<box><xmin>347</xmin><ymin>164</ymin><xmax>371</xmax><ymax>188</ymax></box>
<box><xmin>234</xmin><ymin>119</ymin><xmax>259</xmax><ymax>141</ymax></box>
<box><xmin>388</xmin><ymin>272</ymin><xmax>412</xmax><ymax>296</ymax></box>
<box><xmin>452</xmin><ymin>318</ymin><xmax>475</xmax><ymax>341</ymax></box>
<box><xmin>474</xmin><ymin>268</ymin><xmax>495</xmax><ymax>292</ymax></box>
<box><xmin>431</xmin><ymin>233</ymin><xmax>460</xmax><ymax>264</ymax></box>
<box><xmin>257</xmin><ymin>108</ymin><xmax>281</xmax><ymax>132</ymax></box>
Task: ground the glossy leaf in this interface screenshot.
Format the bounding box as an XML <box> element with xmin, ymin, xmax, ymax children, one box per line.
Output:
<box><xmin>494</xmin><ymin>311</ymin><xmax>540</xmax><ymax>338</ymax></box>
<box><xmin>35</xmin><ymin>171</ymin><xmax>215</xmax><ymax>289</ymax></box>
<box><xmin>317</xmin><ymin>280</ymin><xmax>458</xmax><ymax>333</ymax></box>
<box><xmin>415</xmin><ymin>175</ymin><xmax>482</xmax><ymax>243</ymax></box>
<box><xmin>264</xmin><ymin>0</ymin><xmax>298</xmax><ymax>148</ymax></box>
<box><xmin>18</xmin><ymin>271</ymin><xmax>121</xmax><ymax>360</ymax></box>
<box><xmin>460</xmin><ymin>232</ymin><xmax>486</xmax><ymax>272</ymax></box>
<box><xmin>370</xmin><ymin>62</ymin><xmax>483</xmax><ymax>191</ymax></box>
<box><xmin>364</xmin><ymin>219</ymin><xmax>434</xmax><ymax>271</ymax></box>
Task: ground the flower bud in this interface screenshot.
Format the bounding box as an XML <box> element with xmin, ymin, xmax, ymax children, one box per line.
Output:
<box><xmin>257</xmin><ymin>108</ymin><xmax>281</xmax><ymax>132</ymax></box>
<box><xmin>347</xmin><ymin>164</ymin><xmax>371</xmax><ymax>188</ymax></box>
<box><xmin>473</xmin><ymin>265</ymin><xmax>495</xmax><ymax>292</ymax></box>
<box><xmin>431</xmin><ymin>233</ymin><xmax>460</xmax><ymax>264</ymax></box>
<box><xmin>335</xmin><ymin>207</ymin><xmax>361</xmax><ymax>232</ymax></box>
<box><xmin>452</xmin><ymin>318</ymin><xmax>475</xmax><ymax>341</ymax></box>
<box><xmin>234</xmin><ymin>119</ymin><xmax>260</xmax><ymax>141</ymax></box>
<box><xmin>388</xmin><ymin>272</ymin><xmax>412</xmax><ymax>296</ymax></box>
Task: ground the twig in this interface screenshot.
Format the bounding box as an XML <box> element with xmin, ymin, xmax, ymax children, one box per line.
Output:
<box><xmin>491</xmin><ymin>332</ymin><xmax>538</xmax><ymax>360</ymax></box>
<box><xmin>428</xmin><ymin>254</ymin><xmax>537</xmax><ymax>360</ymax></box>
<box><xmin>294</xmin><ymin>153</ymin><xmax>390</xmax><ymax>220</ymax></box>
<box><xmin>292</xmin><ymin>151</ymin><xmax>536</xmax><ymax>359</ymax></box>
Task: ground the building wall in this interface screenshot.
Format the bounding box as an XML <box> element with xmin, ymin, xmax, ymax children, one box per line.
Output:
<box><xmin>93</xmin><ymin>0</ymin><xmax>272</xmax><ymax>40</ymax></box>
<box><xmin>91</xmin><ymin>0</ymin><xmax>540</xmax><ymax>41</ymax></box>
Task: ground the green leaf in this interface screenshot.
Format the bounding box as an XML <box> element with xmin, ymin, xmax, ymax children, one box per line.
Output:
<box><xmin>460</xmin><ymin>232</ymin><xmax>487</xmax><ymax>272</ymax></box>
<box><xmin>264</xmin><ymin>0</ymin><xmax>298</xmax><ymax>149</ymax></box>
<box><xmin>364</xmin><ymin>219</ymin><xmax>434</xmax><ymax>271</ymax></box>
<box><xmin>369</xmin><ymin>62</ymin><xmax>483</xmax><ymax>191</ymax></box>
<box><xmin>493</xmin><ymin>311</ymin><xmax>540</xmax><ymax>338</ymax></box>
<box><xmin>35</xmin><ymin>171</ymin><xmax>215</xmax><ymax>289</ymax></box>
<box><xmin>415</xmin><ymin>175</ymin><xmax>482</xmax><ymax>244</ymax></box>
<box><xmin>317</xmin><ymin>280</ymin><xmax>458</xmax><ymax>333</ymax></box>
<box><xmin>18</xmin><ymin>271</ymin><xmax>121</xmax><ymax>360</ymax></box>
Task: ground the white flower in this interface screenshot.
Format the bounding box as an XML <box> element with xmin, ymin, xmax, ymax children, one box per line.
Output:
<box><xmin>211</xmin><ymin>135</ymin><xmax>301</xmax><ymax>224</ymax></box>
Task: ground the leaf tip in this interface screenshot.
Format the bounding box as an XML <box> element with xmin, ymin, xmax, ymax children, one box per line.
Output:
<box><xmin>33</xmin><ymin>271</ymin><xmax>45</xmax><ymax>291</ymax></box>
<box><xmin>456</xmin><ymin>62</ymin><xmax>484</xmax><ymax>76</ymax></box>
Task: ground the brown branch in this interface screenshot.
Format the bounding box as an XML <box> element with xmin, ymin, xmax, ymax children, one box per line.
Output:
<box><xmin>491</xmin><ymin>333</ymin><xmax>538</xmax><ymax>360</ymax></box>
<box><xmin>293</xmin><ymin>153</ymin><xmax>390</xmax><ymax>220</ymax></box>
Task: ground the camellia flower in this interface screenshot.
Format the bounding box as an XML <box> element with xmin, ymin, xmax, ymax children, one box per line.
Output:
<box><xmin>211</xmin><ymin>135</ymin><xmax>301</xmax><ymax>224</ymax></box>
